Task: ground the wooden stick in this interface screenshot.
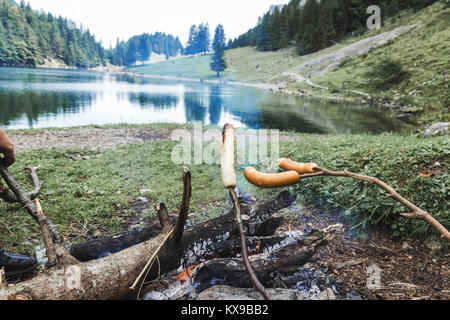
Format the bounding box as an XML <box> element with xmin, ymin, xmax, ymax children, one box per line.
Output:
<box><xmin>0</xmin><ymin>164</ymin><xmax>63</xmax><ymax>243</ymax></box>
<box><xmin>229</xmin><ymin>187</ymin><xmax>271</xmax><ymax>300</ymax></box>
<box><xmin>156</xmin><ymin>203</ymin><xmax>171</xmax><ymax>231</ymax></box>
<box><xmin>129</xmin><ymin>228</ymin><xmax>174</xmax><ymax>291</ymax></box>
<box><xmin>0</xmin><ymin>166</ymin><xmax>43</xmax><ymax>203</ymax></box>
<box><xmin>299</xmin><ymin>167</ymin><xmax>450</xmax><ymax>241</ymax></box>
<box><xmin>172</xmin><ymin>167</ymin><xmax>192</xmax><ymax>243</ymax></box>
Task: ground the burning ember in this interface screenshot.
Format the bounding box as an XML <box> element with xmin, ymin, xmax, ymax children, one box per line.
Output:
<box><xmin>174</xmin><ymin>264</ymin><xmax>199</xmax><ymax>282</ymax></box>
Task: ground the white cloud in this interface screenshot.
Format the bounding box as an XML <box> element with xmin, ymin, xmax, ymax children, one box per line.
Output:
<box><xmin>26</xmin><ymin>0</ymin><xmax>290</xmax><ymax>47</ymax></box>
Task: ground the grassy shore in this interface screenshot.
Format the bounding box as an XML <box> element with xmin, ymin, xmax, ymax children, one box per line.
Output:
<box><xmin>1</xmin><ymin>125</ymin><xmax>448</xmax><ymax>255</ymax></box>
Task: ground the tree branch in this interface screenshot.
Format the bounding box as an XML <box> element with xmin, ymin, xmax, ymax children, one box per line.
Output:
<box><xmin>299</xmin><ymin>167</ymin><xmax>450</xmax><ymax>241</ymax></box>
<box><xmin>172</xmin><ymin>167</ymin><xmax>192</xmax><ymax>243</ymax></box>
<box><xmin>229</xmin><ymin>187</ymin><xmax>271</xmax><ymax>300</ymax></box>
<box><xmin>0</xmin><ymin>166</ymin><xmax>43</xmax><ymax>203</ymax></box>
<box><xmin>0</xmin><ymin>164</ymin><xmax>63</xmax><ymax>244</ymax></box>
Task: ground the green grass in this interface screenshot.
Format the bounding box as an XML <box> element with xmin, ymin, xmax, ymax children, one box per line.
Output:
<box><xmin>127</xmin><ymin>54</ymin><xmax>233</xmax><ymax>80</ymax></box>
<box><xmin>1</xmin><ymin>126</ymin><xmax>448</xmax><ymax>255</ymax></box>
<box><xmin>315</xmin><ymin>2</ymin><xmax>450</xmax><ymax>123</ymax></box>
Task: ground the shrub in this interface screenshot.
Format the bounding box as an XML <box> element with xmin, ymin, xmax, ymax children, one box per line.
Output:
<box><xmin>366</xmin><ymin>58</ymin><xmax>411</xmax><ymax>90</ymax></box>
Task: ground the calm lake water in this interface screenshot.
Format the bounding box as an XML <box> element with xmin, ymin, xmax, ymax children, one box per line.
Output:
<box><xmin>0</xmin><ymin>67</ymin><xmax>412</xmax><ymax>133</ymax></box>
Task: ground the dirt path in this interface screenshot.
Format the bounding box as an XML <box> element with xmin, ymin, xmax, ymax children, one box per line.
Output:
<box><xmin>292</xmin><ymin>24</ymin><xmax>417</xmax><ymax>77</ymax></box>
<box><xmin>9</xmin><ymin>128</ymin><xmax>171</xmax><ymax>152</ymax></box>
<box><xmin>9</xmin><ymin>127</ymin><xmax>303</xmax><ymax>152</ymax></box>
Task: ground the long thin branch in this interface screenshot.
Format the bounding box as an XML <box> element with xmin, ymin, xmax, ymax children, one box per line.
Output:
<box><xmin>229</xmin><ymin>187</ymin><xmax>271</xmax><ymax>300</ymax></box>
<box><xmin>300</xmin><ymin>167</ymin><xmax>450</xmax><ymax>241</ymax></box>
<box><xmin>172</xmin><ymin>167</ymin><xmax>192</xmax><ymax>243</ymax></box>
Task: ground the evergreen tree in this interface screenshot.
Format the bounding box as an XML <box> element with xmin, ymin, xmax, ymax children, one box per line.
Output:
<box><xmin>186</xmin><ymin>24</ymin><xmax>199</xmax><ymax>55</ymax></box>
<box><xmin>210</xmin><ymin>24</ymin><xmax>227</xmax><ymax>77</ymax></box>
<box><xmin>197</xmin><ymin>23</ymin><xmax>211</xmax><ymax>54</ymax></box>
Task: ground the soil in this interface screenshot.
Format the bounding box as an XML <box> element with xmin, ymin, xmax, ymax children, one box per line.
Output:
<box><xmin>9</xmin><ymin>128</ymin><xmax>172</xmax><ymax>152</ymax></box>
<box><xmin>279</xmin><ymin>206</ymin><xmax>449</xmax><ymax>300</ymax></box>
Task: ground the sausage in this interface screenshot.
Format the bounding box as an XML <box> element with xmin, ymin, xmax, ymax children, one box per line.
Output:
<box><xmin>244</xmin><ymin>167</ymin><xmax>300</xmax><ymax>188</ymax></box>
<box><xmin>221</xmin><ymin>124</ymin><xmax>237</xmax><ymax>188</ymax></box>
<box><xmin>278</xmin><ymin>158</ymin><xmax>319</xmax><ymax>174</ymax></box>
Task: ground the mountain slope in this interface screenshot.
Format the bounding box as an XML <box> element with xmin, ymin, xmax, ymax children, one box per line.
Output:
<box><xmin>0</xmin><ymin>0</ymin><xmax>106</xmax><ymax>68</ymax></box>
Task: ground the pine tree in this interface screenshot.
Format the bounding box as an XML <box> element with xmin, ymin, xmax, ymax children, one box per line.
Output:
<box><xmin>210</xmin><ymin>24</ymin><xmax>227</xmax><ymax>77</ymax></box>
<box><xmin>186</xmin><ymin>24</ymin><xmax>199</xmax><ymax>55</ymax></box>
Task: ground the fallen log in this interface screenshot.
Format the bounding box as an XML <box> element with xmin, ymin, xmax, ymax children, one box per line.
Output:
<box><xmin>0</xmin><ymin>191</ymin><xmax>296</xmax><ymax>300</ymax></box>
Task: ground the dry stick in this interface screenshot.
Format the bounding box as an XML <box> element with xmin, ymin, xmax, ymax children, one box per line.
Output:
<box><xmin>34</xmin><ymin>198</ymin><xmax>57</xmax><ymax>268</ymax></box>
<box><xmin>131</xmin><ymin>167</ymin><xmax>192</xmax><ymax>292</ymax></box>
<box><xmin>156</xmin><ymin>203</ymin><xmax>171</xmax><ymax>231</ymax></box>
<box><xmin>300</xmin><ymin>167</ymin><xmax>450</xmax><ymax>242</ymax></box>
<box><xmin>229</xmin><ymin>188</ymin><xmax>271</xmax><ymax>300</ymax></box>
<box><xmin>0</xmin><ymin>164</ymin><xmax>63</xmax><ymax>243</ymax></box>
<box><xmin>172</xmin><ymin>167</ymin><xmax>192</xmax><ymax>243</ymax></box>
<box><xmin>129</xmin><ymin>228</ymin><xmax>174</xmax><ymax>291</ymax></box>
<box><xmin>0</xmin><ymin>166</ymin><xmax>43</xmax><ymax>203</ymax></box>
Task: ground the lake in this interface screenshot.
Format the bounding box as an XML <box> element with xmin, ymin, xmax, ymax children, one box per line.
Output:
<box><xmin>0</xmin><ymin>67</ymin><xmax>412</xmax><ymax>133</ymax></box>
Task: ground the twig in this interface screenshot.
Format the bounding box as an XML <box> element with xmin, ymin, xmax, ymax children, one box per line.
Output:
<box><xmin>172</xmin><ymin>167</ymin><xmax>192</xmax><ymax>243</ymax></box>
<box><xmin>0</xmin><ymin>166</ymin><xmax>43</xmax><ymax>203</ymax></box>
<box><xmin>34</xmin><ymin>198</ymin><xmax>58</xmax><ymax>268</ymax></box>
<box><xmin>229</xmin><ymin>187</ymin><xmax>271</xmax><ymax>300</ymax></box>
<box><xmin>0</xmin><ymin>267</ymin><xmax>6</xmax><ymax>289</ymax></box>
<box><xmin>299</xmin><ymin>166</ymin><xmax>450</xmax><ymax>241</ymax></box>
<box><xmin>130</xmin><ymin>228</ymin><xmax>174</xmax><ymax>291</ymax></box>
<box><xmin>156</xmin><ymin>203</ymin><xmax>171</xmax><ymax>231</ymax></box>
<box><xmin>0</xmin><ymin>164</ymin><xmax>63</xmax><ymax>243</ymax></box>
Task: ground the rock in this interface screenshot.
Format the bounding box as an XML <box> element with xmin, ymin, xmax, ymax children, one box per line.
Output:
<box><xmin>197</xmin><ymin>285</ymin><xmax>303</xmax><ymax>301</ymax></box>
<box><xmin>402</xmin><ymin>241</ymin><xmax>413</xmax><ymax>250</ymax></box>
<box><xmin>424</xmin><ymin>237</ymin><xmax>442</xmax><ymax>252</ymax></box>
<box><xmin>143</xmin><ymin>291</ymin><xmax>167</xmax><ymax>300</ymax></box>
<box><xmin>396</xmin><ymin>113</ymin><xmax>414</xmax><ymax>121</ymax></box>
<box><xmin>421</xmin><ymin>122</ymin><xmax>449</xmax><ymax>137</ymax></box>
<box><xmin>317</xmin><ymin>288</ymin><xmax>336</xmax><ymax>300</ymax></box>
<box><xmin>139</xmin><ymin>189</ymin><xmax>152</xmax><ymax>194</ymax></box>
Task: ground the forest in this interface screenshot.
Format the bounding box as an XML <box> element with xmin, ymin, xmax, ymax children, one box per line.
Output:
<box><xmin>109</xmin><ymin>33</ymin><xmax>184</xmax><ymax>67</ymax></box>
<box><xmin>230</xmin><ymin>0</ymin><xmax>442</xmax><ymax>54</ymax></box>
<box><xmin>0</xmin><ymin>0</ymin><xmax>107</xmax><ymax>68</ymax></box>
<box><xmin>0</xmin><ymin>0</ymin><xmax>185</xmax><ymax>68</ymax></box>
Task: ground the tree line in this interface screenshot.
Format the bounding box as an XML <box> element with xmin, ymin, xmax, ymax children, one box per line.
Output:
<box><xmin>230</xmin><ymin>0</ymin><xmax>441</xmax><ymax>54</ymax></box>
<box><xmin>0</xmin><ymin>0</ymin><xmax>107</xmax><ymax>68</ymax></box>
<box><xmin>185</xmin><ymin>23</ymin><xmax>211</xmax><ymax>55</ymax></box>
<box><xmin>0</xmin><ymin>0</ymin><xmax>185</xmax><ymax>68</ymax></box>
<box><xmin>108</xmin><ymin>33</ymin><xmax>184</xmax><ymax>67</ymax></box>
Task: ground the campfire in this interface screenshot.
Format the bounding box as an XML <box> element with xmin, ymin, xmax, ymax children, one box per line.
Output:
<box><xmin>0</xmin><ymin>123</ymin><xmax>448</xmax><ymax>301</ymax></box>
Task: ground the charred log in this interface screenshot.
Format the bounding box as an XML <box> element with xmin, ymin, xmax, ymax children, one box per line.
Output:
<box><xmin>191</xmin><ymin>224</ymin><xmax>343</xmax><ymax>293</ymax></box>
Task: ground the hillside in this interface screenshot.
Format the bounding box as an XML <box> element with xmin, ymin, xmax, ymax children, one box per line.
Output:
<box><xmin>0</xmin><ymin>0</ymin><xmax>107</xmax><ymax>68</ymax></box>
<box><xmin>129</xmin><ymin>1</ymin><xmax>450</xmax><ymax>125</ymax></box>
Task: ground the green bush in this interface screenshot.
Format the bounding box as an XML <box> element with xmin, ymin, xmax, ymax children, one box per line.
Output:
<box><xmin>366</xmin><ymin>59</ymin><xmax>411</xmax><ymax>90</ymax></box>
<box><xmin>278</xmin><ymin>134</ymin><xmax>449</xmax><ymax>240</ymax></box>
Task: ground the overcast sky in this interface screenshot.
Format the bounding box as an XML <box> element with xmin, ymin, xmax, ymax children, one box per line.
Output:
<box><xmin>26</xmin><ymin>0</ymin><xmax>290</xmax><ymax>48</ymax></box>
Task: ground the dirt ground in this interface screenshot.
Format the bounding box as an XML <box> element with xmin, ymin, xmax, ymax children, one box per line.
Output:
<box><xmin>284</xmin><ymin>207</ymin><xmax>449</xmax><ymax>300</ymax></box>
<box><xmin>9</xmin><ymin>128</ymin><xmax>172</xmax><ymax>152</ymax></box>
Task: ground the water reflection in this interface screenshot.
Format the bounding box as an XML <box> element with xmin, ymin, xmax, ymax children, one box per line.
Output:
<box><xmin>0</xmin><ymin>67</ymin><xmax>413</xmax><ymax>133</ymax></box>
<box><xmin>128</xmin><ymin>93</ymin><xmax>179</xmax><ymax>110</ymax></box>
